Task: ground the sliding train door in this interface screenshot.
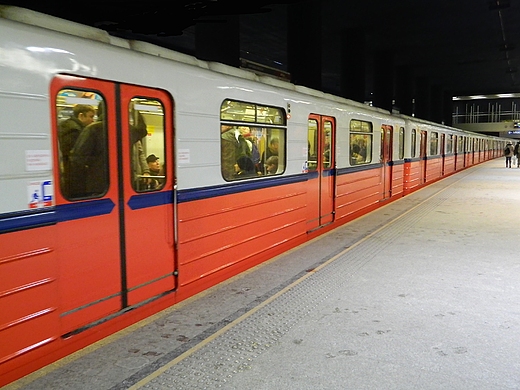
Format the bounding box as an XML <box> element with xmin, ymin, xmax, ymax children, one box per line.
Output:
<box><xmin>306</xmin><ymin>114</ymin><xmax>336</xmax><ymax>231</ymax></box>
<box><xmin>440</xmin><ymin>133</ymin><xmax>446</xmax><ymax>175</ymax></box>
<box><xmin>119</xmin><ymin>84</ymin><xmax>176</xmax><ymax>306</ymax></box>
<box><xmin>381</xmin><ymin>125</ymin><xmax>393</xmax><ymax>199</ymax></box>
<box><xmin>52</xmin><ymin>75</ymin><xmax>176</xmax><ymax>335</ymax></box>
<box><xmin>420</xmin><ymin>130</ymin><xmax>427</xmax><ymax>184</ymax></box>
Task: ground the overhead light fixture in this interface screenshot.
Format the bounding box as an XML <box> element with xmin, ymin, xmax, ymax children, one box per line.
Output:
<box><xmin>488</xmin><ymin>0</ymin><xmax>511</xmax><ymax>9</ymax></box>
<box><xmin>506</xmin><ymin>67</ymin><xmax>518</xmax><ymax>73</ymax></box>
<box><xmin>499</xmin><ymin>43</ymin><xmax>515</xmax><ymax>51</ymax></box>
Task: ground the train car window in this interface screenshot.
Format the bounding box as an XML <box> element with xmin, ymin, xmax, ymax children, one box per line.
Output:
<box><xmin>454</xmin><ymin>136</ymin><xmax>458</xmax><ymax>152</ymax></box>
<box><xmin>56</xmin><ymin>89</ymin><xmax>108</xmax><ymax>200</ymax></box>
<box><xmin>430</xmin><ymin>132</ymin><xmax>439</xmax><ymax>155</ymax></box>
<box><xmin>349</xmin><ymin>119</ymin><xmax>372</xmax><ymax>165</ymax></box>
<box><xmin>307</xmin><ymin>119</ymin><xmax>318</xmax><ymax>171</ymax></box>
<box><xmin>129</xmin><ymin>98</ymin><xmax>166</xmax><ymax>192</ymax></box>
<box><xmin>323</xmin><ymin>121</ymin><xmax>333</xmax><ymax>169</ymax></box>
<box><xmin>220</xmin><ymin>99</ymin><xmax>286</xmax><ymax>181</ymax></box>
<box><xmin>398</xmin><ymin>127</ymin><xmax>405</xmax><ymax>159</ymax></box>
<box><xmin>458</xmin><ymin>136</ymin><xmax>464</xmax><ymax>153</ymax></box>
<box><xmin>220</xmin><ymin>99</ymin><xmax>285</xmax><ymax>125</ymax></box>
<box><xmin>446</xmin><ymin>134</ymin><xmax>453</xmax><ymax>154</ymax></box>
<box><xmin>411</xmin><ymin>129</ymin><xmax>417</xmax><ymax>158</ymax></box>
<box><xmin>380</xmin><ymin>128</ymin><xmax>384</xmax><ymax>161</ymax></box>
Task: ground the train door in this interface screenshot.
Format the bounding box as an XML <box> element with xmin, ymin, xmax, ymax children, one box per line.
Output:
<box><xmin>464</xmin><ymin>137</ymin><xmax>473</xmax><ymax>167</ymax></box>
<box><xmin>52</xmin><ymin>76</ymin><xmax>176</xmax><ymax>335</ymax></box>
<box><xmin>464</xmin><ymin>137</ymin><xmax>468</xmax><ymax>167</ymax></box>
<box><xmin>453</xmin><ymin>135</ymin><xmax>458</xmax><ymax>170</ymax></box>
<box><xmin>380</xmin><ymin>125</ymin><xmax>393</xmax><ymax>199</ymax></box>
<box><xmin>119</xmin><ymin>84</ymin><xmax>176</xmax><ymax>306</ymax></box>
<box><xmin>440</xmin><ymin>133</ymin><xmax>445</xmax><ymax>175</ymax></box>
<box><xmin>306</xmin><ymin>114</ymin><xmax>336</xmax><ymax>231</ymax></box>
<box><xmin>420</xmin><ymin>131</ymin><xmax>427</xmax><ymax>184</ymax></box>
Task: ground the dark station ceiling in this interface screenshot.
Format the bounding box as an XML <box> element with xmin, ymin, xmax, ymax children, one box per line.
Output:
<box><xmin>4</xmin><ymin>0</ymin><xmax>520</xmax><ymax>101</ymax></box>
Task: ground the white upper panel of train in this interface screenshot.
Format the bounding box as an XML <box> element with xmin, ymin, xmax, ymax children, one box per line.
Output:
<box><xmin>0</xmin><ymin>6</ymin><xmax>506</xmax><ymax>215</ymax></box>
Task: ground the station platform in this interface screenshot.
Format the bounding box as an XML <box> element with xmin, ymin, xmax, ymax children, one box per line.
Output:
<box><xmin>6</xmin><ymin>158</ymin><xmax>520</xmax><ymax>390</ymax></box>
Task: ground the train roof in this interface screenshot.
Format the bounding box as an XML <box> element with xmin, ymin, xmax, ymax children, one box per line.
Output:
<box><xmin>0</xmin><ymin>5</ymin><xmax>391</xmax><ymax>116</ymax></box>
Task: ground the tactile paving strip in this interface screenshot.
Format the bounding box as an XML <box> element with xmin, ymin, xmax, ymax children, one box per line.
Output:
<box><xmin>136</xmin><ymin>186</ymin><xmax>458</xmax><ymax>390</ymax></box>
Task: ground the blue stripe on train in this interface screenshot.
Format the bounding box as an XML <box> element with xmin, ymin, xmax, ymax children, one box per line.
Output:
<box><xmin>0</xmin><ymin>209</ymin><xmax>56</xmax><ymax>233</ymax></box>
<box><xmin>0</xmin><ymin>172</ymin><xmax>316</xmax><ymax>233</ymax></box>
<box><xmin>177</xmin><ymin>173</ymin><xmax>307</xmax><ymax>203</ymax></box>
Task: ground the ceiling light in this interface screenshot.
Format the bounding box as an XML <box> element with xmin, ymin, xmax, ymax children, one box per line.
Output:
<box><xmin>488</xmin><ymin>0</ymin><xmax>511</xmax><ymax>10</ymax></box>
<box><xmin>499</xmin><ymin>43</ymin><xmax>515</xmax><ymax>51</ymax></box>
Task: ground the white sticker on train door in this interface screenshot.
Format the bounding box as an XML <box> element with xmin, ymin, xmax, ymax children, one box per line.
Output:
<box><xmin>25</xmin><ymin>150</ymin><xmax>51</xmax><ymax>171</ymax></box>
<box><xmin>178</xmin><ymin>149</ymin><xmax>190</xmax><ymax>164</ymax></box>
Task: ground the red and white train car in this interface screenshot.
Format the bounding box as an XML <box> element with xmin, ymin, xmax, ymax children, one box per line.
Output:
<box><xmin>0</xmin><ymin>6</ymin><xmax>508</xmax><ymax>386</ymax></box>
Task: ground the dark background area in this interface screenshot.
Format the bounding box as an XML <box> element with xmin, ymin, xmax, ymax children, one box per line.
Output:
<box><xmin>3</xmin><ymin>0</ymin><xmax>520</xmax><ymax>123</ymax></box>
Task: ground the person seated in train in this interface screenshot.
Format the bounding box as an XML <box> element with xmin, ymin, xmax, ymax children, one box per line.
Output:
<box><xmin>233</xmin><ymin>156</ymin><xmax>257</xmax><ymax>178</ymax></box>
<box><xmin>265</xmin><ymin>155</ymin><xmax>278</xmax><ymax>174</ymax></box>
<box><xmin>145</xmin><ymin>154</ymin><xmax>164</xmax><ymax>189</ymax></box>
<box><xmin>69</xmin><ymin>102</ymin><xmax>107</xmax><ymax>197</ymax></box>
<box><xmin>350</xmin><ymin>144</ymin><xmax>364</xmax><ymax>164</ymax></box>
<box><xmin>58</xmin><ymin>104</ymin><xmax>96</xmax><ymax>196</ymax></box>
<box><xmin>221</xmin><ymin>125</ymin><xmax>252</xmax><ymax>180</ymax></box>
<box><xmin>259</xmin><ymin>137</ymin><xmax>279</xmax><ymax>174</ymax></box>
<box><xmin>263</xmin><ymin>137</ymin><xmax>279</xmax><ymax>161</ymax></box>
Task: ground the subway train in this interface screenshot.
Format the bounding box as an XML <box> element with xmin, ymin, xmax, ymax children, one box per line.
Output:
<box><xmin>0</xmin><ymin>6</ymin><xmax>510</xmax><ymax>386</ymax></box>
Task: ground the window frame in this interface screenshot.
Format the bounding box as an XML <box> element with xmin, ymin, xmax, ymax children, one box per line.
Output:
<box><xmin>349</xmin><ymin>119</ymin><xmax>373</xmax><ymax>166</ymax></box>
<box><xmin>220</xmin><ymin>99</ymin><xmax>287</xmax><ymax>181</ymax></box>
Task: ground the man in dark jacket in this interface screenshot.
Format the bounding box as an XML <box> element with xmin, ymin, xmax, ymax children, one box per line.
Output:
<box><xmin>58</xmin><ymin>104</ymin><xmax>95</xmax><ymax>196</ymax></box>
<box><xmin>221</xmin><ymin>125</ymin><xmax>251</xmax><ymax>180</ymax></box>
<box><xmin>69</xmin><ymin>102</ymin><xmax>107</xmax><ymax>197</ymax></box>
<box><xmin>58</xmin><ymin>104</ymin><xmax>95</xmax><ymax>162</ymax></box>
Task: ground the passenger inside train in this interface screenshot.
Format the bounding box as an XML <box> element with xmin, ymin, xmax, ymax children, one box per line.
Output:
<box><xmin>265</xmin><ymin>155</ymin><xmax>279</xmax><ymax>174</ymax></box>
<box><xmin>351</xmin><ymin>144</ymin><xmax>364</xmax><ymax>164</ymax></box>
<box><xmin>234</xmin><ymin>155</ymin><xmax>257</xmax><ymax>178</ymax></box>
<box><xmin>57</xmin><ymin>103</ymin><xmax>96</xmax><ymax>197</ymax></box>
<box><xmin>69</xmin><ymin>100</ymin><xmax>108</xmax><ymax>197</ymax></box>
<box><xmin>146</xmin><ymin>154</ymin><xmax>164</xmax><ymax>189</ymax></box>
<box><xmin>220</xmin><ymin>99</ymin><xmax>286</xmax><ymax>180</ymax></box>
<box><xmin>130</xmin><ymin>109</ymin><xmax>151</xmax><ymax>190</ymax></box>
<box><xmin>56</xmin><ymin>90</ymin><xmax>168</xmax><ymax>199</ymax></box>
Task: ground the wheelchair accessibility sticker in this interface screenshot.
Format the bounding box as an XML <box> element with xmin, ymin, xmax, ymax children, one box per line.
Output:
<box><xmin>28</xmin><ymin>180</ymin><xmax>53</xmax><ymax>209</ymax></box>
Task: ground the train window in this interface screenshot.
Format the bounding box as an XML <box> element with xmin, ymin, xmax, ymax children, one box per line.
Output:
<box><xmin>380</xmin><ymin>128</ymin><xmax>384</xmax><ymax>161</ymax></box>
<box><xmin>307</xmin><ymin>119</ymin><xmax>318</xmax><ymax>171</ymax></box>
<box><xmin>430</xmin><ymin>132</ymin><xmax>438</xmax><ymax>155</ymax></box>
<box><xmin>446</xmin><ymin>134</ymin><xmax>453</xmax><ymax>154</ymax></box>
<box><xmin>411</xmin><ymin>129</ymin><xmax>417</xmax><ymax>158</ymax></box>
<box><xmin>220</xmin><ymin>99</ymin><xmax>285</xmax><ymax>125</ymax></box>
<box><xmin>220</xmin><ymin>100</ymin><xmax>286</xmax><ymax>181</ymax></box>
<box><xmin>56</xmin><ymin>89</ymin><xmax>108</xmax><ymax>200</ymax></box>
<box><xmin>398</xmin><ymin>127</ymin><xmax>405</xmax><ymax>159</ymax></box>
<box><xmin>349</xmin><ymin>119</ymin><xmax>372</xmax><ymax>165</ymax></box>
<box><xmin>458</xmin><ymin>136</ymin><xmax>464</xmax><ymax>153</ymax></box>
<box><xmin>454</xmin><ymin>136</ymin><xmax>457</xmax><ymax>153</ymax></box>
<box><xmin>129</xmin><ymin>98</ymin><xmax>166</xmax><ymax>192</ymax></box>
<box><xmin>323</xmin><ymin>120</ymin><xmax>333</xmax><ymax>169</ymax></box>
